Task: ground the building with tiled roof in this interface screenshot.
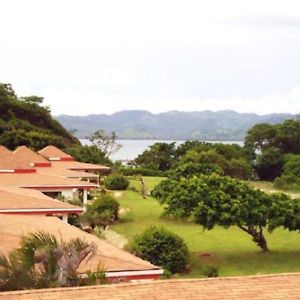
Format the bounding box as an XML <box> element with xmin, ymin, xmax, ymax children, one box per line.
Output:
<box><xmin>38</xmin><ymin>145</ymin><xmax>110</xmax><ymax>174</ymax></box>
<box><xmin>0</xmin><ymin>146</ymin><xmax>35</xmax><ymax>173</ymax></box>
<box><xmin>51</xmin><ymin>160</ymin><xmax>111</xmax><ymax>173</ymax></box>
<box><xmin>36</xmin><ymin>165</ymin><xmax>99</xmax><ymax>183</ymax></box>
<box><xmin>38</xmin><ymin>145</ymin><xmax>74</xmax><ymax>161</ymax></box>
<box><xmin>0</xmin><ymin>145</ymin><xmax>12</xmax><ymax>155</ymax></box>
<box><xmin>13</xmin><ymin>145</ymin><xmax>51</xmax><ymax>167</ymax></box>
<box><xmin>0</xmin><ymin>215</ymin><xmax>162</xmax><ymax>281</ymax></box>
<box><xmin>0</xmin><ymin>172</ymin><xmax>98</xmax><ymax>203</ymax></box>
<box><xmin>0</xmin><ymin>186</ymin><xmax>83</xmax><ymax>221</ymax></box>
<box><xmin>1</xmin><ymin>273</ymin><xmax>300</xmax><ymax>300</ymax></box>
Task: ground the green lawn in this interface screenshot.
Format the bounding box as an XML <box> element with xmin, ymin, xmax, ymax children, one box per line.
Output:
<box><xmin>112</xmin><ymin>177</ymin><xmax>300</xmax><ymax>277</ymax></box>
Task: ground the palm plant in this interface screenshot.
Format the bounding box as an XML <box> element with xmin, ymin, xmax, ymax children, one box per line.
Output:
<box><xmin>0</xmin><ymin>251</ymin><xmax>36</xmax><ymax>291</ymax></box>
<box><xmin>0</xmin><ymin>231</ymin><xmax>97</xmax><ymax>291</ymax></box>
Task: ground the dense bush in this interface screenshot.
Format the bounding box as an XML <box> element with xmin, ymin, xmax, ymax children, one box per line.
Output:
<box><xmin>168</xmin><ymin>162</ymin><xmax>223</xmax><ymax>180</ymax></box>
<box><xmin>104</xmin><ymin>174</ymin><xmax>129</xmax><ymax>190</ymax></box>
<box><xmin>129</xmin><ymin>226</ymin><xmax>189</xmax><ymax>274</ymax></box>
<box><xmin>81</xmin><ymin>194</ymin><xmax>120</xmax><ymax>229</ymax></box>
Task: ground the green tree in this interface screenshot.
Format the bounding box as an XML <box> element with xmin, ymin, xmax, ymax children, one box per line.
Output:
<box><xmin>254</xmin><ymin>147</ymin><xmax>283</xmax><ymax>180</ymax></box>
<box><xmin>244</xmin><ymin>119</ymin><xmax>300</xmax><ymax>180</ymax></box>
<box><xmin>65</xmin><ymin>145</ymin><xmax>113</xmax><ymax>166</ymax></box>
<box><xmin>104</xmin><ymin>174</ymin><xmax>129</xmax><ymax>190</ymax></box>
<box><xmin>152</xmin><ymin>174</ymin><xmax>300</xmax><ymax>251</ymax></box>
<box><xmin>81</xmin><ymin>194</ymin><xmax>120</xmax><ymax>229</ymax></box>
<box><xmin>89</xmin><ymin>130</ymin><xmax>121</xmax><ymax>157</ymax></box>
<box><xmin>134</xmin><ymin>142</ymin><xmax>177</xmax><ymax>171</ymax></box>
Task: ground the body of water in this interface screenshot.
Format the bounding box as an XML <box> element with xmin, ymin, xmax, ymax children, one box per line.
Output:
<box><xmin>80</xmin><ymin>139</ymin><xmax>244</xmax><ymax>161</ymax></box>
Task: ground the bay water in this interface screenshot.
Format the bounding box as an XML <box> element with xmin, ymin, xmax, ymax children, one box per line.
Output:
<box><xmin>80</xmin><ymin>139</ymin><xmax>244</xmax><ymax>162</ymax></box>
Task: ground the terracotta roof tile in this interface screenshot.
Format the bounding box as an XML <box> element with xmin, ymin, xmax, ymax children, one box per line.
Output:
<box><xmin>0</xmin><ymin>173</ymin><xmax>98</xmax><ymax>189</ymax></box>
<box><xmin>1</xmin><ymin>273</ymin><xmax>300</xmax><ymax>299</ymax></box>
<box><xmin>38</xmin><ymin>145</ymin><xmax>74</xmax><ymax>160</ymax></box>
<box><xmin>0</xmin><ymin>148</ymin><xmax>34</xmax><ymax>171</ymax></box>
<box><xmin>0</xmin><ymin>186</ymin><xmax>83</xmax><ymax>212</ymax></box>
<box><xmin>37</xmin><ymin>166</ymin><xmax>99</xmax><ymax>179</ymax></box>
<box><xmin>51</xmin><ymin>161</ymin><xmax>111</xmax><ymax>172</ymax></box>
<box><xmin>0</xmin><ymin>215</ymin><xmax>159</xmax><ymax>274</ymax></box>
<box><xmin>13</xmin><ymin>146</ymin><xmax>50</xmax><ymax>165</ymax></box>
<box><xmin>0</xmin><ymin>145</ymin><xmax>12</xmax><ymax>155</ymax></box>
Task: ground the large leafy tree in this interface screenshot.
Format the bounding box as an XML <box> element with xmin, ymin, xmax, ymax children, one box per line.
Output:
<box><xmin>134</xmin><ymin>142</ymin><xmax>177</xmax><ymax>171</ymax></box>
<box><xmin>244</xmin><ymin>119</ymin><xmax>300</xmax><ymax>180</ymax></box>
<box><xmin>152</xmin><ymin>174</ymin><xmax>300</xmax><ymax>251</ymax></box>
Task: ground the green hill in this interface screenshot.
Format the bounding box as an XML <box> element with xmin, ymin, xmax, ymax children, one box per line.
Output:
<box><xmin>0</xmin><ymin>83</ymin><xmax>79</xmax><ymax>150</ymax></box>
<box><xmin>57</xmin><ymin>110</ymin><xmax>295</xmax><ymax>141</ymax></box>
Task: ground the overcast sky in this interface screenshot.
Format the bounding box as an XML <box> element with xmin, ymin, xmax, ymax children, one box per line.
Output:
<box><xmin>1</xmin><ymin>0</ymin><xmax>300</xmax><ymax>116</ymax></box>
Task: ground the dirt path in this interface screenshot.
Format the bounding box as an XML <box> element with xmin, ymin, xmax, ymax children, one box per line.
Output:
<box><xmin>103</xmin><ymin>229</ymin><xmax>128</xmax><ymax>249</ymax></box>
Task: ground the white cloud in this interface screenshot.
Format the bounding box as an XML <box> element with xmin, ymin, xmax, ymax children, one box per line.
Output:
<box><xmin>34</xmin><ymin>85</ymin><xmax>300</xmax><ymax>116</ymax></box>
<box><xmin>1</xmin><ymin>0</ymin><xmax>300</xmax><ymax>116</ymax></box>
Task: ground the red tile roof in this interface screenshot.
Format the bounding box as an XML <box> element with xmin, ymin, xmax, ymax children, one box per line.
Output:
<box><xmin>38</xmin><ymin>145</ymin><xmax>74</xmax><ymax>161</ymax></box>
<box><xmin>37</xmin><ymin>166</ymin><xmax>99</xmax><ymax>179</ymax></box>
<box><xmin>0</xmin><ymin>145</ymin><xmax>12</xmax><ymax>155</ymax></box>
<box><xmin>0</xmin><ymin>173</ymin><xmax>98</xmax><ymax>189</ymax></box>
<box><xmin>0</xmin><ymin>215</ymin><xmax>160</xmax><ymax>275</ymax></box>
<box><xmin>51</xmin><ymin>160</ymin><xmax>111</xmax><ymax>172</ymax></box>
<box><xmin>1</xmin><ymin>273</ymin><xmax>300</xmax><ymax>299</ymax></box>
<box><xmin>13</xmin><ymin>146</ymin><xmax>51</xmax><ymax>166</ymax></box>
<box><xmin>0</xmin><ymin>146</ymin><xmax>35</xmax><ymax>172</ymax></box>
<box><xmin>0</xmin><ymin>186</ymin><xmax>83</xmax><ymax>213</ymax></box>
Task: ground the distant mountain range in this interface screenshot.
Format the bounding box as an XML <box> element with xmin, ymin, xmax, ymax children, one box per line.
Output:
<box><xmin>56</xmin><ymin>110</ymin><xmax>296</xmax><ymax>141</ymax></box>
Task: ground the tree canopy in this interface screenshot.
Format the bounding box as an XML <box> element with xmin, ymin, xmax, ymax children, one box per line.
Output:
<box><xmin>0</xmin><ymin>83</ymin><xmax>79</xmax><ymax>150</ymax></box>
<box><xmin>152</xmin><ymin>174</ymin><xmax>300</xmax><ymax>251</ymax></box>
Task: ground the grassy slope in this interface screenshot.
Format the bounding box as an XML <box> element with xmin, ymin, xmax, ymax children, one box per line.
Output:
<box><xmin>112</xmin><ymin>177</ymin><xmax>300</xmax><ymax>277</ymax></box>
<box><xmin>249</xmin><ymin>181</ymin><xmax>300</xmax><ymax>199</ymax></box>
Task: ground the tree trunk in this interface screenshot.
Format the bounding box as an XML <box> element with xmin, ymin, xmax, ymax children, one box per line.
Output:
<box><xmin>252</xmin><ymin>232</ymin><xmax>269</xmax><ymax>252</ymax></box>
<box><xmin>238</xmin><ymin>225</ymin><xmax>269</xmax><ymax>252</ymax></box>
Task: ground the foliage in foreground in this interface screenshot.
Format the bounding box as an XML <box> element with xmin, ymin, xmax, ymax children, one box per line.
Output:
<box><xmin>129</xmin><ymin>226</ymin><xmax>189</xmax><ymax>274</ymax></box>
<box><xmin>0</xmin><ymin>232</ymin><xmax>97</xmax><ymax>291</ymax></box>
<box><xmin>152</xmin><ymin>174</ymin><xmax>300</xmax><ymax>251</ymax></box>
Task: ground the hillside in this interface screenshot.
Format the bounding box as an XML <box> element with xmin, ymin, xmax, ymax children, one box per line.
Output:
<box><xmin>56</xmin><ymin>110</ymin><xmax>295</xmax><ymax>140</ymax></box>
<box><xmin>0</xmin><ymin>83</ymin><xmax>79</xmax><ymax>150</ymax></box>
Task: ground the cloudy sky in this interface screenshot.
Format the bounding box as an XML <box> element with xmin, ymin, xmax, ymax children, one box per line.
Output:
<box><xmin>1</xmin><ymin>0</ymin><xmax>300</xmax><ymax>116</ymax></box>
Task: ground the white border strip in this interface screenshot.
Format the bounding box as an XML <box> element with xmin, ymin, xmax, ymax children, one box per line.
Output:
<box><xmin>0</xmin><ymin>208</ymin><xmax>84</xmax><ymax>213</ymax></box>
<box><xmin>105</xmin><ymin>269</ymin><xmax>164</xmax><ymax>278</ymax></box>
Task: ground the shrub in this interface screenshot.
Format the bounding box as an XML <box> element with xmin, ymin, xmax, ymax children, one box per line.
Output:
<box><xmin>81</xmin><ymin>194</ymin><xmax>120</xmax><ymax>229</ymax></box>
<box><xmin>104</xmin><ymin>174</ymin><xmax>129</xmax><ymax>190</ymax></box>
<box><xmin>129</xmin><ymin>226</ymin><xmax>189</xmax><ymax>274</ymax></box>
